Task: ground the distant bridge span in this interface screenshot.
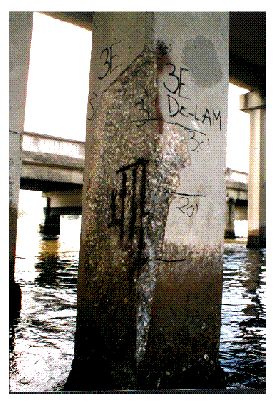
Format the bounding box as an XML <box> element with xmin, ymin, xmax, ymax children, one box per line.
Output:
<box><xmin>20</xmin><ymin>131</ymin><xmax>248</xmax><ymax>238</ymax></box>
<box><xmin>21</xmin><ymin>131</ymin><xmax>84</xmax><ymax>191</ymax></box>
<box><xmin>21</xmin><ymin>131</ymin><xmax>248</xmax><ymax>195</ymax></box>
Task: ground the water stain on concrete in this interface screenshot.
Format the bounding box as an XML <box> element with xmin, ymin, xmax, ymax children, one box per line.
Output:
<box><xmin>182</xmin><ymin>36</ymin><xmax>223</xmax><ymax>87</ymax></box>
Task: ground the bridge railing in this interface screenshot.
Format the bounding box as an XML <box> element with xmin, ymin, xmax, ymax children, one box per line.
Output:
<box><xmin>22</xmin><ymin>132</ymin><xmax>85</xmax><ymax>159</ymax></box>
<box><xmin>225</xmin><ymin>168</ymin><xmax>248</xmax><ymax>184</ymax></box>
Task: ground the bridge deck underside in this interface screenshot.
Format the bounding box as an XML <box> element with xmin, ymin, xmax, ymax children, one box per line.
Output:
<box><xmin>20</xmin><ymin>178</ymin><xmax>83</xmax><ymax>192</ymax></box>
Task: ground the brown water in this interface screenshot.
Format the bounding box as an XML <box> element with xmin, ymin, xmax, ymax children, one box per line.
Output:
<box><xmin>9</xmin><ymin>209</ymin><xmax>266</xmax><ymax>392</ymax></box>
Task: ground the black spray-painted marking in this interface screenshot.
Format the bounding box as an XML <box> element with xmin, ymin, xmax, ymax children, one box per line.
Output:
<box><xmin>98</xmin><ymin>41</ymin><xmax>122</xmax><ymax>80</ymax></box>
<box><xmin>177</xmin><ymin>197</ymin><xmax>199</xmax><ymax>217</ymax></box>
<box><xmin>163</xmin><ymin>63</ymin><xmax>222</xmax><ymax>131</ymax></box>
<box><xmin>162</xmin><ymin>190</ymin><xmax>206</xmax><ymax>218</ymax></box>
<box><xmin>163</xmin><ymin>190</ymin><xmax>206</xmax><ymax>197</ymax></box>
<box><xmin>163</xmin><ymin>63</ymin><xmax>190</xmax><ymax>98</ymax></box>
<box><xmin>93</xmin><ymin>46</ymin><xmax>222</xmax><ymax>134</ymax></box>
<box><xmin>128</xmin><ymin>98</ymin><xmax>210</xmax><ymax>153</ymax></box>
<box><xmin>156</xmin><ymin>258</ymin><xmax>186</xmax><ymax>263</ymax></box>
<box><xmin>167</xmin><ymin>94</ymin><xmax>222</xmax><ymax>131</ymax></box>
<box><xmin>125</xmin><ymin>92</ymin><xmax>212</xmax><ymax>152</ymax></box>
<box><xmin>189</xmin><ymin>130</ymin><xmax>210</xmax><ymax>152</ymax></box>
<box><xmin>165</xmin><ymin>121</ymin><xmax>210</xmax><ymax>152</ymax></box>
<box><xmin>87</xmin><ymin>92</ymin><xmax>98</xmax><ymax>121</ymax></box>
<box><xmin>127</xmin><ymin>98</ymin><xmax>218</xmax><ymax>149</ymax></box>
<box><xmin>133</xmin><ymin>90</ymin><xmax>154</xmax><ymax>128</ymax></box>
<box><xmin>109</xmin><ymin>158</ymin><xmax>149</xmax><ymax>261</ymax></box>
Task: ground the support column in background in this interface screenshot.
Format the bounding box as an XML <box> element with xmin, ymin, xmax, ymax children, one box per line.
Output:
<box><xmin>224</xmin><ymin>197</ymin><xmax>236</xmax><ymax>239</ymax></box>
<box><xmin>240</xmin><ymin>91</ymin><xmax>266</xmax><ymax>248</ymax></box>
<box><xmin>9</xmin><ymin>12</ymin><xmax>33</xmax><ymax>316</ymax></box>
<box><xmin>41</xmin><ymin>198</ymin><xmax>60</xmax><ymax>238</ymax></box>
<box><xmin>66</xmin><ymin>11</ymin><xmax>229</xmax><ymax>390</ymax></box>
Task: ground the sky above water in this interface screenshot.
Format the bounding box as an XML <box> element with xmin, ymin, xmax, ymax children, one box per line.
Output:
<box><xmin>24</xmin><ymin>12</ymin><xmax>250</xmax><ymax>173</ymax></box>
<box><xmin>24</xmin><ymin>12</ymin><xmax>92</xmax><ymax>142</ymax></box>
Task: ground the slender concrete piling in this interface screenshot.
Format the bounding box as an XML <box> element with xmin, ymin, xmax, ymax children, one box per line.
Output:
<box><xmin>66</xmin><ymin>11</ymin><xmax>229</xmax><ymax>391</ymax></box>
<box><xmin>240</xmin><ymin>91</ymin><xmax>266</xmax><ymax>249</ymax></box>
<box><xmin>225</xmin><ymin>197</ymin><xmax>236</xmax><ymax>239</ymax></box>
<box><xmin>9</xmin><ymin>12</ymin><xmax>33</xmax><ymax>317</ymax></box>
<box><xmin>41</xmin><ymin>198</ymin><xmax>60</xmax><ymax>238</ymax></box>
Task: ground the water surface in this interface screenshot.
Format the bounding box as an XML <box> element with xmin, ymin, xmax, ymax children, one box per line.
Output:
<box><xmin>9</xmin><ymin>211</ymin><xmax>266</xmax><ymax>392</ymax></box>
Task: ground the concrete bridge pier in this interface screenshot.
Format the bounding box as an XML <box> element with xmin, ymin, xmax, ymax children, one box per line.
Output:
<box><xmin>41</xmin><ymin>197</ymin><xmax>60</xmax><ymax>238</ymax></box>
<box><xmin>66</xmin><ymin>11</ymin><xmax>229</xmax><ymax>391</ymax></box>
<box><xmin>240</xmin><ymin>91</ymin><xmax>266</xmax><ymax>248</ymax></box>
<box><xmin>40</xmin><ymin>190</ymin><xmax>82</xmax><ymax>238</ymax></box>
<box><xmin>9</xmin><ymin>12</ymin><xmax>33</xmax><ymax>316</ymax></box>
<box><xmin>224</xmin><ymin>197</ymin><xmax>236</xmax><ymax>239</ymax></box>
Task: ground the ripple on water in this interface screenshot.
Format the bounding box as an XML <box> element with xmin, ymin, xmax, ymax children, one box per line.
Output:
<box><xmin>10</xmin><ymin>237</ymin><xmax>266</xmax><ymax>392</ymax></box>
<box><xmin>219</xmin><ymin>244</ymin><xmax>266</xmax><ymax>390</ymax></box>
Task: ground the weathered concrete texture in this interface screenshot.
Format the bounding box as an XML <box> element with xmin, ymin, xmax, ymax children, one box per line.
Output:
<box><xmin>9</xmin><ymin>133</ymin><xmax>22</xmax><ymax>272</ymax></box>
<box><xmin>9</xmin><ymin>12</ymin><xmax>33</xmax><ymax>133</ymax></box>
<box><xmin>138</xmin><ymin>246</ymin><xmax>224</xmax><ymax>388</ymax></box>
<box><xmin>136</xmin><ymin>12</ymin><xmax>228</xmax><ymax>388</ymax></box>
<box><xmin>9</xmin><ymin>12</ymin><xmax>33</xmax><ymax>316</ymax></box>
<box><xmin>67</xmin><ymin>12</ymin><xmax>228</xmax><ymax>391</ymax></box>
<box><xmin>68</xmin><ymin>48</ymin><xmax>161</xmax><ymax>391</ymax></box>
<box><xmin>240</xmin><ymin>91</ymin><xmax>266</xmax><ymax>248</ymax></box>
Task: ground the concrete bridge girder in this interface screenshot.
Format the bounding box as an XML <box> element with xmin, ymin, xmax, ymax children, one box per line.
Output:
<box><xmin>21</xmin><ymin>132</ymin><xmax>85</xmax><ymax>186</ymax></box>
<box><xmin>42</xmin><ymin>190</ymin><xmax>83</xmax><ymax>208</ymax></box>
<box><xmin>21</xmin><ymin>153</ymin><xmax>84</xmax><ymax>185</ymax></box>
<box><xmin>41</xmin><ymin>190</ymin><xmax>83</xmax><ymax>236</ymax></box>
<box><xmin>227</xmin><ymin>188</ymin><xmax>248</xmax><ymax>202</ymax></box>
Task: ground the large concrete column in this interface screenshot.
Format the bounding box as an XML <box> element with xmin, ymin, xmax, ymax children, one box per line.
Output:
<box><xmin>9</xmin><ymin>12</ymin><xmax>33</xmax><ymax>316</ymax></box>
<box><xmin>66</xmin><ymin>12</ymin><xmax>228</xmax><ymax>391</ymax></box>
<box><xmin>240</xmin><ymin>91</ymin><xmax>266</xmax><ymax>248</ymax></box>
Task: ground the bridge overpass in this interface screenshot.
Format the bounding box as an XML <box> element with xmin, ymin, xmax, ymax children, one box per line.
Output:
<box><xmin>21</xmin><ymin>131</ymin><xmax>84</xmax><ymax>190</ymax></box>
<box><xmin>20</xmin><ymin>131</ymin><xmax>248</xmax><ymax>238</ymax></box>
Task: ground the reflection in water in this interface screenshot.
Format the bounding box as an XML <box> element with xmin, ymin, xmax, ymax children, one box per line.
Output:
<box><xmin>34</xmin><ymin>239</ymin><xmax>77</xmax><ymax>288</ymax></box>
<box><xmin>9</xmin><ymin>215</ymin><xmax>80</xmax><ymax>392</ymax></box>
<box><xmin>9</xmin><ymin>212</ymin><xmax>266</xmax><ymax>392</ymax></box>
<box><xmin>35</xmin><ymin>240</ymin><xmax>60</xmax><ymax>287</ymax></box>
<box><xmin>241</xmin><ymin>250</ymin><xmax>265</xmax><ymax>325</ymax></box>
